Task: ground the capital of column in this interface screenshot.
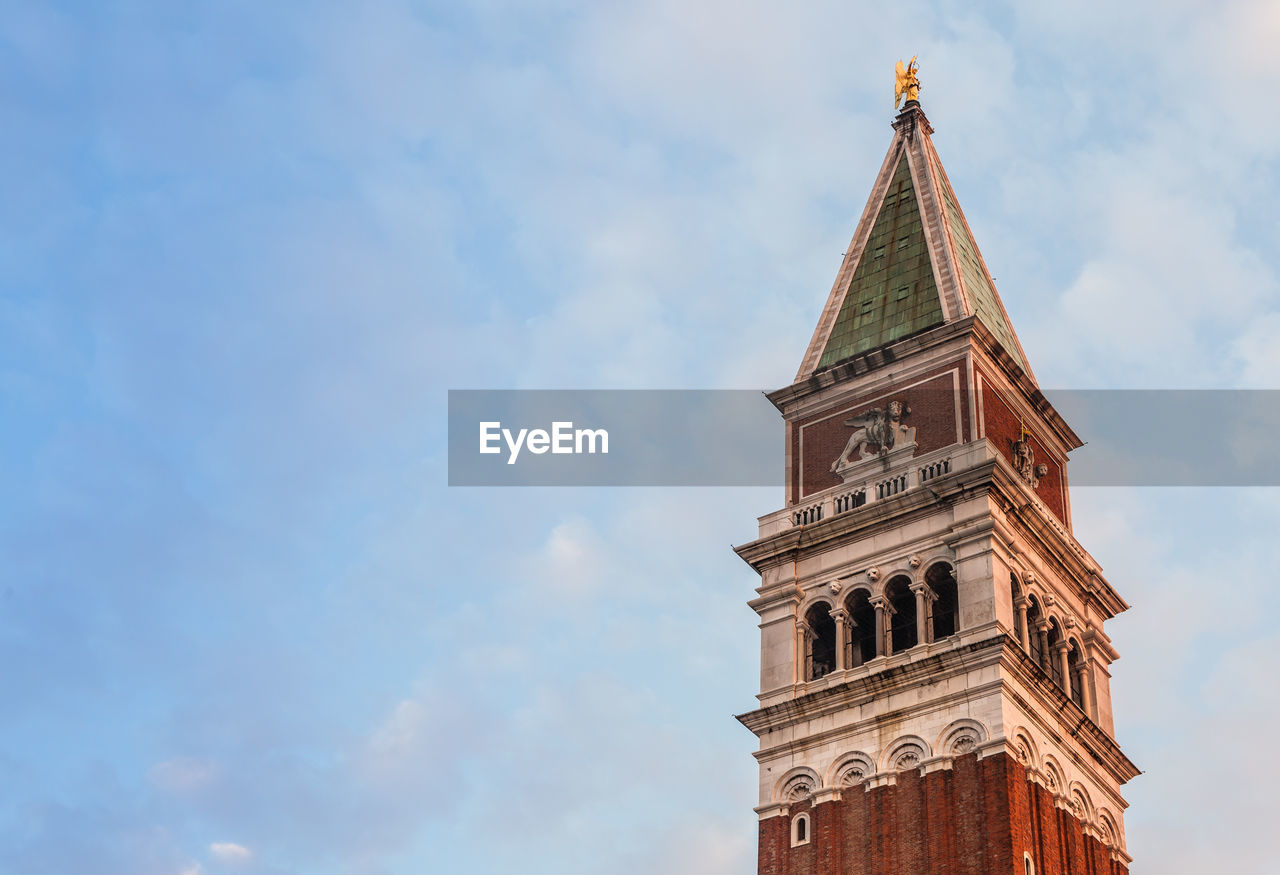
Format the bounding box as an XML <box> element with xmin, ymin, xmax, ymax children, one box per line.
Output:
<box><xmin>909</xmin><ymin>581</ymin><xmax>937</xmax><ymax>601</ymax></box>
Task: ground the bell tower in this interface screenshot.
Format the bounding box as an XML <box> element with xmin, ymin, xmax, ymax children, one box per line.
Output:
<box><xmin>735</xmin><ymin>93</ymin><xmax>1139</xmax><ymax>875</ymax></box>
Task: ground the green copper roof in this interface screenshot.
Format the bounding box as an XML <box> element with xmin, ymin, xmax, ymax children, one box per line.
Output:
<box><xmin>817</xmin><ymin>155</ymin><xmax>944</xmax><ymax>369</ymax></box>
<box><xmin>934</xmin><ymin>169</ymin><xmax>1028</xmax><ymax>372</ymax></box>
<box><xmin>797</xmin><ymin>106</ymin><xmax>1039</xmax><ymax>384</ymax></box>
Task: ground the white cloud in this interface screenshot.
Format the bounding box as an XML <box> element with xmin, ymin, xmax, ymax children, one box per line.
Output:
<box><xmin>365</xmin><ymin>698</ymin><xmax>430</xmax><ymax>763</ymax></box>
<box><xmin>208</xmin><ymin>842</ymin><xmax>252</xmax><ymax>864</ymax></box>
<box><xmin>1233</xmin><ymin>312</ymin><xmax>1280</xmax><ymax>385</ymax></box>
<box><xmin>1041</xmin><ymin>175</ymin><xmax>1277</xmax><ymax>386</ymax></box>
<box><xmin>1072</xmin><ymin>487</ymin><xmax>1280</xmax><ymax>872</ymax></box>
<box><xmin>536</xmin><ymin>518</ymin><xmax>604</xmax><ymax>596</ymax></box>
<box><xmin>350</xmin><ymin>685</ymin><xmax>482</xmax><ymax>817</ymax></box>
<box><xmin>149</xmin><ymin>757</ymin><xmax>220</xmax><ymax>794</ymax></box>
<box><xmin>647</xmin><ymin>817</ymin><xmax>755</xmax><ymax>875</ymax></box>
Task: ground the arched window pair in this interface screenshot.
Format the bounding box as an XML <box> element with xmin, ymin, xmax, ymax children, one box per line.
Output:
<box><xmin>802</xmin><ymin>562</ymin><xmax>960</xmax><ymax>681</ymax></box>
<box><xmin>885</xmin><ymin>561</ymin><xmax>960</xmax><ymax>654</ymax></box>
<box><xmin>1018</xmin><ymin>580</ymin><xmax>1088</xmax><ymax>711</ymax></box>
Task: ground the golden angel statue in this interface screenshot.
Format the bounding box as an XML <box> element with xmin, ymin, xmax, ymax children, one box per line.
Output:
<box><xmin>894</xmin><ymin>56</ymin><xmax>921</xmax><ymax>108</ymax></box>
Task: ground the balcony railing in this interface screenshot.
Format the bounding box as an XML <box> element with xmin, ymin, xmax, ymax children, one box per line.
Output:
<box><xmin>833</xmin><ymin>487</ymin><xmax>867</xmax><ymax>514</ymax></box>
<box><xmin>792</xmin><ymin>502</ymin><xmax>824</xmax><ymax>526</ymax></box>
<box><xmin>919</xmin><ymin>458</ymin><xmax>951</xmax><ymax>482</ymax></box>
<box><xmin>758</xmin><ymin>443</ymin><xmax>994</xmax><ymax>538</ymax></box>
<box><xmin>876</xmin><ymin>473</ymin><xmax>908</xmax><ymax>499</ymax></box>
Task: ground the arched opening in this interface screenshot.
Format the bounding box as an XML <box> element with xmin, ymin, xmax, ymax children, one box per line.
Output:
<box><xmin>804</xmin><ymin>603</ymin><xmax>837</xmax><ymax>681</ymax></box>
<box><xmin>1011</xmin><ymin>573</ymin><xmax>1025</xmax><ymax>646</ymax></box>
<box><xmin>1046</xmin><ymin>619</ymin><xmax>1065</xmax><ymax>688</ymax></box>
<box><xmin>846</xmin><ymin>589</ymin><xmax>877</xmax><ymax>667</ymax></box>
<box><xmin>927</xmin><ymin>562</ymin><xmax>959</xmax><ymax>640</ymax></box>
<box><xmin>1067</xmin><ymin>640</ymin><xmax>1086</xmax><ymax>710</ymax></box>
<box><xmin>1026</xmin><ymin>595</ymin><xmax>1046</xmax><ymax>668</ymax></box>
<box><xmin>791</xmin><ymin>812</ymin><xmax>810</xmax><ymax>847</ymax></box>
<box><xmin>886</xmin><ymin>576</ymin><xmax>917</xmax><ymax>654</ymax></box>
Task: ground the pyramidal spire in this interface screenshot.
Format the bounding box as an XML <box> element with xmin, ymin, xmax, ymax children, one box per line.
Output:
<box><xmin>796</xmin><ymin>96</ymin><xmax>1034</xmax><ymax>383</ymax></box>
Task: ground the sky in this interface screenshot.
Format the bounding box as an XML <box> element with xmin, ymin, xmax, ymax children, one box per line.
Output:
<box><xmin>2</xmin><ymin>1</ymin><xmax>1280</xmax><ymax>873</ymax></box>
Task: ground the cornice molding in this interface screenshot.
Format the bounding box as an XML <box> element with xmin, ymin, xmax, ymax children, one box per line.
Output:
<box><xmin>737</xmin><ymin>633</ymin><xmax>1140</xmax><ymax>789</ymax></box>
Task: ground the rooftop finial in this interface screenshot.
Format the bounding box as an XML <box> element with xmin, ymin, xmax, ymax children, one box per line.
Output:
<box><xmin>894</xmin><ymin>56</ymin><xmax>920</xmax><ymax>109</ymax></box>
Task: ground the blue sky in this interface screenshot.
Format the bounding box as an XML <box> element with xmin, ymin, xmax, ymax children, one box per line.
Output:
<box><xmin>3</xmin><ymin>1</ymin><xmax>1280</xmax><ymax>873</ymax></box>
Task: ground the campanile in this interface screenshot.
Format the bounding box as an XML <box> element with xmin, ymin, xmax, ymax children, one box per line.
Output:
<box><xmin>734</xmin><ymin>84</ymin><xmax>1139</xmax><ymax>874</ymax></box>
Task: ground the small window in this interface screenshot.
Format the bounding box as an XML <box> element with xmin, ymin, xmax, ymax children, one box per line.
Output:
<box><xmin>791</xmin><ymin>813</ymin><xmax>810</xmax><ymax>847</ymax></box>
<box><xmin>897</xmin><ymin>236</ymin><xmax>910</xmax><ymax>251</ymax></box>
<box><xmin>895</xmin><ymin>285</ymin><xmax>911</xmax><ymax>301</ymax></box>
<box><xmin>873</xmin><ymin>245</ymin><xmax>887</xmax><ymax>260</ymax></box>
<box><xmin>1024</xmin><ymin>853</ymin><xmax>1035</xmax><ymax>875</ymax></box>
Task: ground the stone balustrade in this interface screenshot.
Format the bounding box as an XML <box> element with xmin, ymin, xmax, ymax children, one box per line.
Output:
<box><xmin>758</xmin><ymin>442</ymin><xmax>995</xmax><ymax>538</ymax></box>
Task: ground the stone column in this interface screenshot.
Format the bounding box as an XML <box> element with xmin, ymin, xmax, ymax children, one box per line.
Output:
<box><xmin>796</xmin><ymin>620</ymin><xmax>812</xmax><ymax>684</ymax></box>
<box><xmin>1036</xmin><ymin>621</ymin><xmax>1051</xmax><ymax>671</ymax></box>
<box><xmin>910</xmin><ymin>582</ymin><xmax>935</xmax><ymax>647</ymax></box>
<box><xmin>1073</xmin><ymin>663</ymin><xmax>1089</xmax><ymax>710</ymax></box>
<box><xmin>832</xmin><ymin>609</ymin><xmax>849</xmax><ymax>672</ymax></box>
<box><xmin>1014</xmin><ymin>597</ymin><xmax>1030</xmax><ymax>652</ymax></box>
<box><xmin>871</xmin><ymin>596</ymin><xmax>892</xmax><ymax>658</ymax></box>
<box><xmin>1054</xmin><ymin>642</ymin><xmax>1072</xmax><ymax>699</ymax></box>
<box><xmin>1079</xmin><ymin>659</ymin><xmax>1097</xmax><ymax>719</ymax></box>
<box><xmin>848</xmin><ymin>616</ymin><xmax>864</xmax><ymax>668</ymax></box>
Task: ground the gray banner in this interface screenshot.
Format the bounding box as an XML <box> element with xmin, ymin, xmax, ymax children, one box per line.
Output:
<box><xmin>448</xmin><ymin>390</ymin><xmax>778</xmax><ymax>486</ymax></box>
<box><xmin>447</xmin><ymin>389</ymin><xmax>1280</xmax><ymax>487</ymax></box>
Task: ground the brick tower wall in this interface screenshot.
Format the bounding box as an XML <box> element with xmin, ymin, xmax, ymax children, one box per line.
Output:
<box><xmin>758</xmin><ymin>753</ymin><xmax>1126</xmax><ymax>875</ymax></box>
